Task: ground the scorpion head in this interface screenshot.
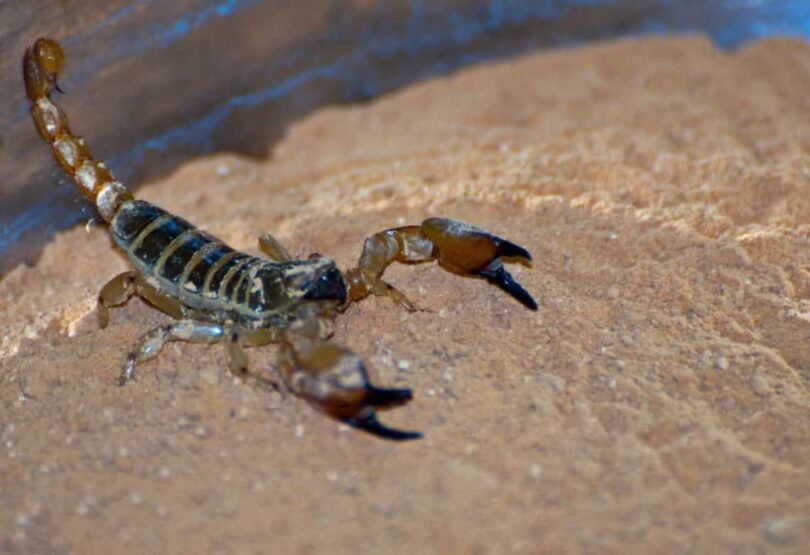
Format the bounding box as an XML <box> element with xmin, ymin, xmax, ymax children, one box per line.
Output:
<box><xmin>285</xmin><ymin>256</ymin><xmax>347</xmax><ymax>306</ymax></box>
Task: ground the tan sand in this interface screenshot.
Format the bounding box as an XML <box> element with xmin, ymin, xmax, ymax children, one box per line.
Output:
<box><xmin>1</xmin><ymin>36</ymin><xmax>809</xmax><ymax>553</ymax></box>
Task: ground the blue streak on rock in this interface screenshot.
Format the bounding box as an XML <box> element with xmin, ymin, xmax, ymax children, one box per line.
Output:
<box><xmin>5</xmin><ymin>1</ymin><xmax>810</xmax><ymax>264</ymax></box>
<box><xmin>0</xmin><ymin>185</ymin><xmax>90</xmax><ymax>254</ymax></box>
<box><xmin>106</xmin><ymin>0</ymin><xmax>628</xmax><ymax>167</ymax></box>
<box><xmin>64</xmin><ymin>0</ymin><xmax>158</xmax><ymax>41</ymax></box>
<box><xmin>63</xmin><ymin>0</ymin><xmax>262</xmax><ymax>87</ymax></box>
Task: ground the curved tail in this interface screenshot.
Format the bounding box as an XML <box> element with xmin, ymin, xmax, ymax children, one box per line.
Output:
<box><xmin>23</xmin><ymin>38</ymin><xmax>133</xmax><ymax>223</ymax></box>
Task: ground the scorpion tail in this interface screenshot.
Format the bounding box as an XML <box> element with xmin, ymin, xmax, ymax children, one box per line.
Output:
<box><xmin>23</xmin><ymin>38</ymin><xmax>133</xmax><ymax>223</ymax></box>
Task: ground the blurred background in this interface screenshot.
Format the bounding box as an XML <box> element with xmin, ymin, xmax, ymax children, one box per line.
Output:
<box><xmin>1</xmin><ymin>0</ymin><xmax>808</xmax><ymax>275</ymax></box>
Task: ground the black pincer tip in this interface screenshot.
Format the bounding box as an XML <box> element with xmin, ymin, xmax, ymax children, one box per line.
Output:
<box><xmin>477</xmin><ymin>265</ymin><xmax>538</xmax><ymax>310</ymax></box>
<box><xmin>346</xmin><ymin>412</ymin><xmax>423</xmax><ymax>441</ymax></box>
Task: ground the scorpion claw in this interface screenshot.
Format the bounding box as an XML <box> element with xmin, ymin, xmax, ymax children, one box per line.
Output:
<box><xmin>347</xmin><ymin>217</ymin><xmax>537</xmax><ymax>311</ymax></box>
<box><xmin>353</xmin><ymin>386</ymin><xmax>423</xmax><ymax>440</ymax></box>
<box><xmin>345</xmin><ymin>410</ymin><xmax>423</xmax><ymax>441</ymax></box>
<box><xmin>421</xmin><ymin>218</ymin><xmax>537</xmax><ymax>309</ymax></box>
<box><xmin>366</xmin><ymin>385</ymin><xmax>414</xmax><ymax>408</ymax></box>
<box><xmin>280</xmin><ymin>336</ymin><xmax>422</xmax><ymax>440</ymax></box>
<box><xmin>492</xmin><ymin>238</ymin><xmax>532</xmax><ymax>263</ymax></box>
<box><xmin>476</xmin><ymin>263</ymin><xmax>538</xmax><ymax>310</ymax></box>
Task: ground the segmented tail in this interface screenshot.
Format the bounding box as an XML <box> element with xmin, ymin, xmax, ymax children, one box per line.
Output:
<box><xmin>23</xmin><ymin>38</ymin><xmax>133</xmax><ymax>223</ymax></box>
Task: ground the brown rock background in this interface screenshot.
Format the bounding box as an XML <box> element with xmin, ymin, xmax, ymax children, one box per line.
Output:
<box><xmin>1</xmin><ymin>36</ymin><xmax>809</xmax><ymax>552</ymax></box>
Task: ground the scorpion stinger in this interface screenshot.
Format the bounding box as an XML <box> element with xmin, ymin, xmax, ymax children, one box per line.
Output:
<box><xmin>24</xmin><ymin>37</ymin><xmax>537</xmax><ymax>441</ymax></box>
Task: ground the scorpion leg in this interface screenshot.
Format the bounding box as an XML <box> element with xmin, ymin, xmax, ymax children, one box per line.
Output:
<box><xmin>344</xmin><ymin>217</ymin><xmax>537</xmax><ymax>310</ymax></box>
<box><xmin>136</xmin><ymin>278</ymin><xmax>187</xmax><ymax>320</ymax></box>
<box><xmin>279</xmin><ymin>332</ymin><xmax>421</xmax><ymax>441</ymax></box>
<box><xmin>120</xmin><ymin>320</ymin><xmax>224</xmax><ymax>385</ymax></box>
<box><xmin>98</xmin><ymin>272</ymin><xmax>137</xmax><ymax>329</ymax></box>
<box><xmin>225</xmin><ymin>327</ymin><xmax>283</xmax><ymax>393</ymax></box>
<box><xmin>259</xmin><ymin>233</ymin><xmax>293</xmax><ymax>262</ymax></box>
<box><xmin>98</xmin><ymin>272</ymin><xmax>186</xmax><ymax>329</ymax></box>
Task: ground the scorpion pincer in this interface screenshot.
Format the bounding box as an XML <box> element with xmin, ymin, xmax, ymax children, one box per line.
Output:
<box><xmin>23</xmin><ymin>38</ymin><xmax>538</xmax><ymax>440</ymax></box>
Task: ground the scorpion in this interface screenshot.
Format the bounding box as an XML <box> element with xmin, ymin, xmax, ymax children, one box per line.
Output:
<box><xmin>23</xmin><ymin>38</ymin><xmax>537</xmax><ymax>440</ymax></box>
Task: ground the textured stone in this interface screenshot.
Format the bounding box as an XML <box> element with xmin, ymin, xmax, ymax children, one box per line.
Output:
<box><xmin>1</xmin><ymin>36</ymin><xmax>809</xmax><ymax>553</ymax></box>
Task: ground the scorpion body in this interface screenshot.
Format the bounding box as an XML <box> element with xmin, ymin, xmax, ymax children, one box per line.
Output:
<box><xmin>110</xmin><ymin>200</ymin><xmax>346</xmax><ymax>329</ymax></box>
<box><xmin>23</xmin><ymin>38</ymin><xmax>537</xmax><ymax>440</ymax></box>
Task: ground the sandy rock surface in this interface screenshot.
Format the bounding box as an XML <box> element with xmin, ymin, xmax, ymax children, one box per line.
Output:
<box><xmin>1</xmin><ymin>36</ymin><xmax>809</xmax><ymax>553</ymax></box>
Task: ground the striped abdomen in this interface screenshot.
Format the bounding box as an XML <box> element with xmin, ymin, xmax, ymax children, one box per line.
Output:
<box><xmin>111</xmin><ymin>200</ymin><xmax>255</xmax><ymax>312</ymax></box>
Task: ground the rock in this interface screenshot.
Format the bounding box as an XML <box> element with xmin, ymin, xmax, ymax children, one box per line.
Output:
<box><xmin>1</xmin><ymin>35</ymin><xmax>809</xmax><ymax>554</ymax></box>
